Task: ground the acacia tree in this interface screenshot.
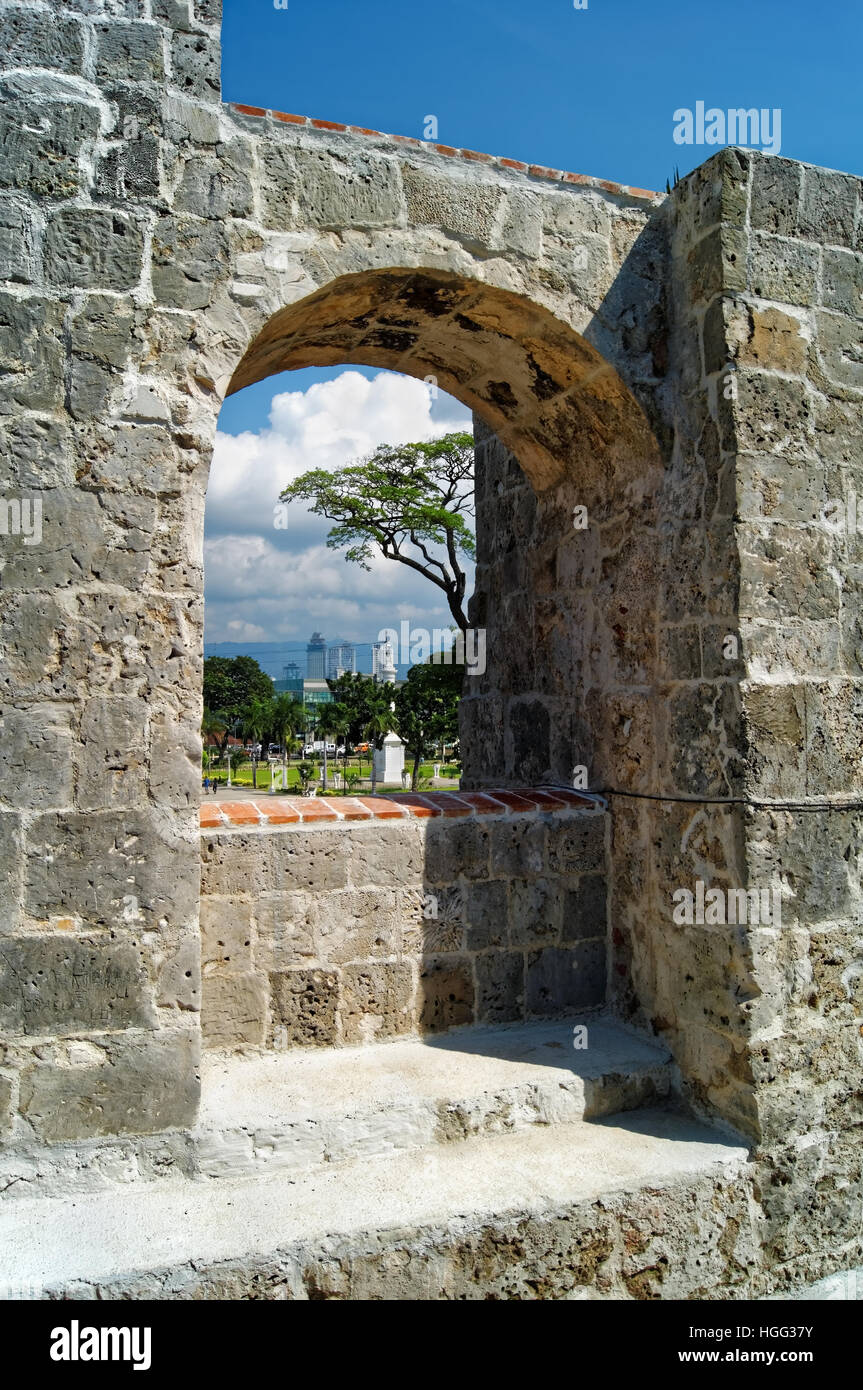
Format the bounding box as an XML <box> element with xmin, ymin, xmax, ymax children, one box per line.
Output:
<box><xmin>279</xmin><ymin>432</ymin><xmax>475</xmax><ymax>632</ymax></box>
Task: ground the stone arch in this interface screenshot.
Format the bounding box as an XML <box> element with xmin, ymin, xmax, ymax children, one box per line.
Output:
<box><xmin>225</xmin><ymin>266</ymin><xmax>660</xmax><ymax>497</ymax></box>
<box><xmin>213</xmin><ymin>265</ymin><xmax>664</xmax><ymax>794</ymax></box>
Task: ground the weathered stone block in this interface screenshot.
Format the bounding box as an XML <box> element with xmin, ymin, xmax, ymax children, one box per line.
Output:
<box><xmin>0</xmin><ymin>705</ymin><xmax>73</xmax><ymax>810</ymax></box>
<box><xmin>254</xmin><ymin>893</ymin><xmax>316</xmax><ymax>972</ymax></box>
<box><xmin>816</xmin><ymin>310</ymin><xmax>863</xmax><ymax>391</ymax></box>
<box><xmin>423</xmin><ymin>818</ymin><xmax>490</xmax><ymax>885</ymax></box>
<box><xmin>804</xmin><ymin>681</ymin><xmax>863</xmax><ymax>795</ymax></box>
<box><xmin>346</xmin><ymin>824</ymin><xmax>423</xmax><ymax>886</ymax></box>
<box><xmin>0</xmin><ymin>293</ymin><xmax>65</xmax><ymax>414</ymax></box>
<box><xmin>0</xmin><ymin>813</ymin><xmax>22</xmax><ymax>936</ymax></box>
<box><xmin>0</xmin><ymin>9</ymin><xmax>84</xmax><ymax>72</ymax></box>
<box><xmin>739</xmin><ymin>524</ymin><xmax>839</xmax><ymax>621</ymax></box>
<box><xmin>151</xmin><ymin>214</ymin><xmax>227</xmax><ymax>308</ymax></box>
<box><xmin>340</xmin><ymin>962</ymin><xmax>414</xmax><ymax>1044</ymax></box>
<box><xmin>76</xmin><ymin>697</ymin><xmax>149</xmax><ymax>811</ymax></box>
<box><xmin>170</xmin><ymin>30</ymin><xmax>221</xmax><ymax>100</ymax></box>
<box><xmin>419</xmin><ymin>955</ymin><xmax>474</xmax><ymax>1033</ymax></box>
<box><xmin>750</xmin><ymin>157</ymin><xmax>801</xmax><ymax>237</ymax></box>
<box><xmin>153</xmin><ymin>0</ymin><xmax>193</xmax><ymax>30</ymax></box>
<box><xmin>95</xmin><ymin>21</ymin><xmax>165</xmax><ymax>81</ymax></box>
<box><xmin>678</xmin><ymin>147</ymin><xmax>750</xmax><ymax>230</ymax></box>
<box><xmin>156</xmin><ymin>927</ymin><xmax>200</xmax><ymax>1011</ymax></box>
<box><xmin>0</xmin><ymin>88</ymin><xmax>100</xmax><ymax>199</ymax></box>
<box><xmin>798</xmin><ymin>167</ymin><xmax>856</xmax><ymax>248</ymax></box>
<box><xmin>474</xmin><ymin>950</ymin><xmax>524</xmax><ymax>1024</ymax></box>
<box><xmin>149</xmin><ymin>710</ymin><xmax>201</xmax><ymax>809</ymax></box>
<box><xmin>719</xmin><ymin>368</ymin><xmax>812</xmax><ymax>457</ymax></box>
<box><xmin>500</xmin><ymin>190</ymin><xmax>542</xmax><ymax>258</ymax></box>
<box><xmin>490</xmin><ymin>816</ymin><xmax>546</xmax><ymax>877</ymax></box>
<box><xmin>202</xmin><ymin>972</ymin><xmax>266</xmax><ymax>1049</ymax></box>
<box><xmin>18</xmin><ymin>1028</ymin><xmax>200</xmax><ymax>1140</ymax></box>
<box><xmin>659</xmin><ymin>623</ymin><xmax>701</xmax><ymax>680</ymax></box>
<box><xmin>463</xmin><ymin>879</ymin><xmax>508</xmax><ymax>950</ymax></box>
<box><xmin>175</xmin><ymin>145</ymin><xmax>254</xmax><ymax>219</ymax></box>
<box><xmin>0</xmin><ymin>935</ymin><xmax>155</xmax><ymax>1036</ymax></box>
<box><xmin>295</xmin><ymin>146</ymin><xmax>403</xmax><ymax>231</ymax></box>
<box><xmin>526</xmin><ymin>942</ymin><xmax>606</xmax><ymax>1015</ymax></box>
<box><xmin>546</xmin><ymin>816</ymin><xmax>605</xmax><ymax>876</ymax></box>
<box><xmin>317</xmin><ymin>888</ymin><xmax>402</xmax><ymax>964</ymax></box>
<box><xmin>200</xmin><ymin>897</ymin><xmax>253</xmax><ymax>972</ymax></box>
<box><xmin>684</xmin><ymin>226</ymin><xmax>746</xmax><ymax>305</ymax></box>
<box><xmin>44</xmin><ymin>209</ymin><xmax>145</xmax><ymax>291</ymax></box>
<box><xmin>201</xmin><ymin>832</ymin><xmax>269</xmax><ymax>896</ymax></box>
<box><xmin>27</xmin><ymin>809</ymin><xmax>198</xmax><ymax>933</ymax></box>
<box><xmin>508</xmin><ymin>878</ymin><xmax>561</xmax><ymax>946</ymax></box>
<box><xmin>0</xmin><ymin>198</ymin><xmax>33</xmax><ymax>283</ymax></box>
<box><xmin>821</xmin><ymin>248</ymin><xmax>863</xmax><ymax>320</ymax></box>
<box><xmin>508</xmin><ymin>699</ymin><xmax>551</xmax><ymax>784</ymax></box>
<box><xmin>562</xmin><ymin>875</ymin><xmax>607</xmax><ymax>943</ymax></box>
<box><xmin>749</xmin><ymin>232</ymin><xmax>818</xmax><ymax>306</ymax></box>
<box><xmin>270</xmin><ymin>967</ymin><xmax>339</xmax><ymax>1047</ymax></box>
<box><xmin>403</xmin><ymin>164</ymin><xmax>500</xmax><ymax>244</ymax></box>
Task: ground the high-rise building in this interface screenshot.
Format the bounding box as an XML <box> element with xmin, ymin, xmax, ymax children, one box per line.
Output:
<box><xmin>327</xmin><ymin>641</ymin><xmax>356</xmax><ymax>679</ymax></box>
<box><xmin>306</xmin><ymin>632</ymin><xmax>326</xmax><ymax>679</ymax></box>
<box><xmin>372</xmin><ymin>638</ymin><xmax>397</xmax><ymax>684</ymax></box>
<box><xmin>273</xmin><ymin>660</ymin><xmax>303</xmax><ymax>695</ymax></box>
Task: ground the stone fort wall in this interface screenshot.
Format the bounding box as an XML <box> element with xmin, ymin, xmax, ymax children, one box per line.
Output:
<box><xmin>0</xmin><ymin>0</ymin><xmax>861</xmax><ymax>1294</ymax></box>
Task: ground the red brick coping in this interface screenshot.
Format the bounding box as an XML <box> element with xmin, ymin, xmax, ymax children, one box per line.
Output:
<box><xmin>200</xmin><ymin>789</ymin><xmax>596</xmax><ymax>829</ymax></box>
<box><xmin>227</xmin><ymin>105</ymin><xmax>661</xmax><ymax>202</ymax></box>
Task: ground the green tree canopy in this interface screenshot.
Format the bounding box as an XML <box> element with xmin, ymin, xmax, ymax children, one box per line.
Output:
<box><xmin>280</xmin><ymin>432</ymin><xmax>475</xmax><ymax>631</ymax></box>
<box><xmin>203</xmin><ymin>655</ymin><xmax>274</xmax><ymax>725</ymax></box>
<box><xmin>394</xmin><ymin>661</ymin><xmax>463</xmax><ymax>790</ymax></box>
<box><xmin>327</xmin><ymin>673</ymin><xmax>394</xmax><ymax>750</ymax></box>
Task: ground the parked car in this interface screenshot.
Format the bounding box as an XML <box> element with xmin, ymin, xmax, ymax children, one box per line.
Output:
<box><xmin>303</xmin><ymin>741</ymin><xmax>336</xmax><ymax>756</ymax></box>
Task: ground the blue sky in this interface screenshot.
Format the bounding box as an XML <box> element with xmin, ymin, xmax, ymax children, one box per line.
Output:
<box><xmin>221</xmin><ymin>0</ymin><xmax>861</xmax><ymax>194</ymax></box>
<box><xmin>208</xmin><ymin>0</ymin><xmax>858</xmax><ymax>655</ymax></box>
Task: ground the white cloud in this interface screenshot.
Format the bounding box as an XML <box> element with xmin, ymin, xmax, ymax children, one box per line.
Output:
<box><xmin>205</xmin><ymin>370</ymin><xmax>473</xmax><ymax>646</ymax></box>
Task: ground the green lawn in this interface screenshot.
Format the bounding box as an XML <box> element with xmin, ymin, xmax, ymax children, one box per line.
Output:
<box><xmin>201</xmin><ymin>756</ymin><xmax>459</xmax><ymax>791</ymax></box>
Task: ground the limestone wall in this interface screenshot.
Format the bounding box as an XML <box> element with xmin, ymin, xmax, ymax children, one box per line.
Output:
<box><xmin>199</xmin><ymin>792</ymin><xmax>608</xmax><ymax>1051</ymax></box>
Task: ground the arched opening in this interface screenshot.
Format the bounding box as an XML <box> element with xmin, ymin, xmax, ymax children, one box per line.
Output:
<box><xmin>222</xmin><ymin>267</ymin><xmax>663</xmax><ymax>793</ymax></box>
<box><xmin>198</xmin><ymin>265</ymin><xmax>664</xmax><ymax>1063</ymax></box>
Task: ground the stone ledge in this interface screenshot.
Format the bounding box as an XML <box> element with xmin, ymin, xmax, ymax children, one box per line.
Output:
<box><xmin>200</xmin><ymin>788</ymin><xmax>599</xmax><ymax>830</ymax></box>
<box><xmin>227</xmin><ymin>104</ymin><xmax>662</xmax><ymax>202</ymax></box>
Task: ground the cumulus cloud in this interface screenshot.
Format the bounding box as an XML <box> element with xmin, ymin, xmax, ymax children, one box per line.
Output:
<box><xmin>204</xmin><ymin>370</ymin><xmax>473</xmax><ymax>646</ymax></box>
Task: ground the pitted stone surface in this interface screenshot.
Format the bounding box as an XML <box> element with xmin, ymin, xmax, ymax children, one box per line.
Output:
<box><xmin>0</xmin><ymin>0</ymin><xmax>861</xmax><ymax>1300</ymax></box>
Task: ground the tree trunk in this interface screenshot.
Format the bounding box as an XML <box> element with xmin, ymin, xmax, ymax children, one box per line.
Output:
<box><xmin>411</xmin><ymin>749</ymin><xmax>422</xmax><ymax>791</ymax></box>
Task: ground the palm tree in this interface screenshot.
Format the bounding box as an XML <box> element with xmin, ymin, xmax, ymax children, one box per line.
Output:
<box><xmin>317</xmin><ymin>704</ymin><xmax>350</xmax><ymax>793</ymax></box>
<box><xmin>271</xmin><ymin>693</ymin><xmax>304</xmax><ymax>789</ymax></box>
<box><xmin>242</xmin><ymin>695</ymin><xmax>272</xmax><ymax>790</ymax></box>
<box><xmin>202</xmin><ymin>707</ymin><xmax>227</xmax><ymax>763</ymax></box>
<box><xmin>314</xmin><ymin>704</ymin><xmax>341</xmax><ymax>793</ymax></box>
<box><xmin>364</xmin><ymin>700</ymin><xmax>392</xmax><ymax>796</ymax></box>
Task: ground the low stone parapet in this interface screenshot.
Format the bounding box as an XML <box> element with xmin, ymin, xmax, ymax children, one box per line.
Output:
<box><xmin>199</xmin><ymin>790</ymin><xmax>609</xmax><ymax>1050</ymax></box>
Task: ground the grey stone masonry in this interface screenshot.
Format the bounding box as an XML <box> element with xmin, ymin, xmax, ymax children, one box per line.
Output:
<box><xmin>0</xmin><ymin>0</ymin><xmax>862</xmax><ymax>1301</ymax></box>
<box><xmin>199</xmin><ymin>792</ymin><xmax>608</xmax><ymax>1050</ymax></box>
